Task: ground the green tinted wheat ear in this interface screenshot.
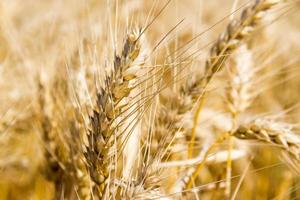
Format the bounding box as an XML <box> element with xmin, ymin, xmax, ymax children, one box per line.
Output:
<box><xmin>233</xmin><ymin>119</ymin><xmax>300</xmax><ymax>161</ymax></box>
<box><xmin>84</xmin><ymin>32</ymin><xmax>142</xmax><ymax>198</ymax></box>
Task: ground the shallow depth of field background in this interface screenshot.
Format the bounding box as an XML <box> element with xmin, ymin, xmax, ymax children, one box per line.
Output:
<box><xmin>0</xmin><ymin>0</ymin><xmax>300</xmax><ymax>199</ymax></box>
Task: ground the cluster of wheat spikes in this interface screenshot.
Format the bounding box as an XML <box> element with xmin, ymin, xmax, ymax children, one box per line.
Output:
<box><xmin>1</xmin><ymin>0</ymin><xmax>300</xmax><ymax>199</ymax></box>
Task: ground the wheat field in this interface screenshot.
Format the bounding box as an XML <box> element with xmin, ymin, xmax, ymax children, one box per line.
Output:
<box><xmin>1</xmin><ymin>0</ymin><xmax>300</xmax><ymax>199</ymax></box>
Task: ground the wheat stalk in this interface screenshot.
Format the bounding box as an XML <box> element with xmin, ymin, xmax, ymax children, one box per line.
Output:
<box><xmin>183</xmin><ymin>0</ymin><xmax>284</xmax><ymax>191</ymax></box>
<box><xmin>224</xmin><ymin>44</ymin><xmax>254</xmax><ymax>197</ymax></box>
<box><xmin>152</xmin><ymin>2</ymin><xmax>283</xmax><ymax>191</ymax></box>
<box><xmin>159</xmin><ymin>0</ymin><xmax>283</xmax><ymax>160</ymax></box>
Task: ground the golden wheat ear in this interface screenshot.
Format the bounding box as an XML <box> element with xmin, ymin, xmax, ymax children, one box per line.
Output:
<box><xmin>156</xmin><ymin>0</ymin><xmax>284</xmax><ymax>157</ymax></box>
<box><xmin>177</xmin><ymin>0</ymin><xmax>287</xmax><ymax>192</ymax></box>
<box><xmin>205</xmin><ymin>0</ymin><xmax>283</xmax><ymax>83</ymax></box>
<box><xmin>233</xmin><ymin>118</ymin><xmax>300</xmax><ymax>161</ymax></box>
<box><xmin>84</xmin><ymin>31</ymin><xmax>143</xmax><ymax>198</ymax></box>
<box><xmin>179</xmin><ymin>0</ymin><xmax>285</xmax><ymax>118</ymax></box>
<box><xmin>37</xmin><ymin>73</ymin><xmax>91</xmax><ymax>200</ymax></box>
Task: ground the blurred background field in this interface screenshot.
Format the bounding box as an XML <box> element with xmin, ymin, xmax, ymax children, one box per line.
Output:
<box><xmin>0</xmin><ymin>0</ymin><xmax>300</xmax><ymax>199</ymax></box>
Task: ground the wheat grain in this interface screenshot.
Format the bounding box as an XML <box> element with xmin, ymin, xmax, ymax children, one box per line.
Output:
<box><xmin>233</xmin><ymin>118</ymin><xmax>300</xmax><ymax>161</ymax></box>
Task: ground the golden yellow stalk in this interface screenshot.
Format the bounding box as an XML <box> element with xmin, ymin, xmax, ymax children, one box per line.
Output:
<box><xmin>185</xmin><ymin>0</ymin><xmax>284</xmax><ymax>192</ymax></box>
